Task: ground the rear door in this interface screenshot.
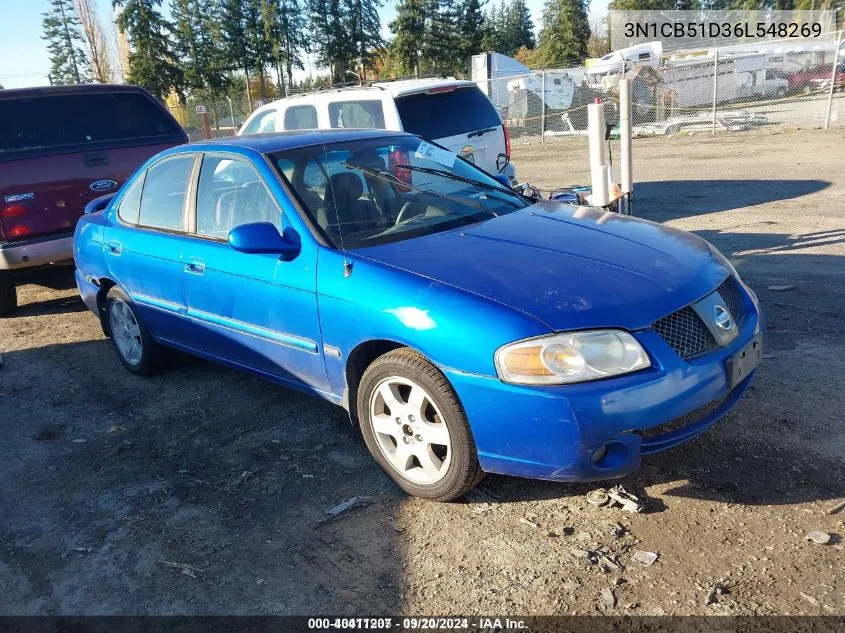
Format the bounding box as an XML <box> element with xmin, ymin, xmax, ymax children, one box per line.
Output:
<box><xmin>394</xmin><ymin>85</ymin><xmax>506</xmax><ymax>176</ymax></box>
<box><xmin>0</xmin><ymin>89</ymin><xmax>186</xmax><ymax>243</ymax></box>
<box><xmin>103</xmin><ymin>154</ymin><xmax>197</xmax><ymax>344</ymax></box>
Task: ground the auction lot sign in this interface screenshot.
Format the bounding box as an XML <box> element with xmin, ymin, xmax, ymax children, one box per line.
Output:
<box><xmin>610</xmin><ymin>10</ymin><xmax>837</xmax><ymax>51</ymax></box>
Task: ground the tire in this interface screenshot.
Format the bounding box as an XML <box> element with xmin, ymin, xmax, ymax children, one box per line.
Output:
<box><xmin>357</xmin><ymin>347</ymin><xmax>483</xmax><ymax>501</ymax></box>
<box><xmin>104</xmin><ymin>287</ymin><xmax>159</xmax><ymax>375</ymax></box>
<box><xmin>0</xmin><ymin>274</ymin><xmax>17</xmax><ymax>317</ymax></box>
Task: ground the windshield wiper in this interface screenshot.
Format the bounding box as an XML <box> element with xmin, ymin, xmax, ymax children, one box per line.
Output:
<box><xmin>395</xmin><ymin>164</ymin><xmax>526</xmax><ymax>207</ymax></box>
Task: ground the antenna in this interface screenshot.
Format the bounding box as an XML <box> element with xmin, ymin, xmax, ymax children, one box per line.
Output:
<box><xmin>316</xmin><ymin>129</ymin><xmax>353</xmax><ymax>278</ymax></box>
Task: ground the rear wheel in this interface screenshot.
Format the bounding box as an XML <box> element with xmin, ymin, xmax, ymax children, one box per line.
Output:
<box><xmin>104</xmin><ymin>287</ymin><xmax>159</xmax><ymax>375</ymax></box>
<box><xmin>0</xmin><ymin>274</ymin><xmax>17</xmax><ymax>317</ymax></box>
<box><xmin>357</xmin><ymin>348</ymin><xmax>483</xmax><ymax>501</ymax></box>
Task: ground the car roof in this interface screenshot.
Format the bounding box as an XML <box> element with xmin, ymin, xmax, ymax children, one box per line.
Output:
<box><xmin>251</xmin><ymin>78</ymin><xmax>478</xmax><ymax>111</ymax></box>
<box><xmin>184</xmin><ymin>128</ymin><xmax>414</xmax><ymax>154</ymax></box>
<box><xmin>0</xmin><ymin>83</ymin><xmax>155</xmax><ymax>101</ymax></box>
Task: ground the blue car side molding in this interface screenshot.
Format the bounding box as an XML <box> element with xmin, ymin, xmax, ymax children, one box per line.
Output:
<box><xmin>132</xmin><ymin>293</ymin><xmax>187</xmax><ymax>315</ymax></box>
<box><xmin>186</xmin><ymin>306</ymin><xmax>319</xmax><ymax>353</ymax></box>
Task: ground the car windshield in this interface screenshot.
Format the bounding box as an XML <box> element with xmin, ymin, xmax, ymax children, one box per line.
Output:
<box><xmin>270</xmin><ymin>135</ymin><xmax>527</xmax><ymax>248</ymax></box>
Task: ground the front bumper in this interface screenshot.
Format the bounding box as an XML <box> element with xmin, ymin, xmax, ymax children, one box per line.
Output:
<box><xmin>0</xmin><ymin>233</ymin><xmax>74</xmax><ymax>271</ymax></box>
<box><xmin>443</xmin><ymin>294</ymin><xmax>762</xmax><ymax>482</ymax></box>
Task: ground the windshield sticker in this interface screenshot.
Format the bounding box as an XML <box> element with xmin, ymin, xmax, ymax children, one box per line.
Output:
<box><xmin>415</xmin><ymin>141</ymin><xmax>456</xmax><ymax>168</ymax></box>
<box><xmin>5</xmin><ymin>192</ymin><xmax>34</xmax><ymax>203</ymax></box>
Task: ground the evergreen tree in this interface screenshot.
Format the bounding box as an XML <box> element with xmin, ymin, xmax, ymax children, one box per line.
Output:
<box><xmin>171</xmin><ymin>0</ymin><xmax>228</xmax><ymax>97</ymax></box>
<box><xmin>346</xmin><ymin>0</ymin><xmax>384</xmax><ymax>81</ymax></box>
<box><xmin>114</xmin><ymin>0</ymin><xmax>182</xmax><ymax>100</ymax></box>
<box><xmin>508</xmin><ymin>0</ymin><xmax>535</xmax><ymax>51</ymax></box>
<box><xmin>42</xmin><ymin>0</ymin><xmax>90</xmax><ymax>84</ymax></box>
<box><xmin>457</xmin><ymin>0</ymin><xmax>485</xmax><ymax>61</ymax></box>
<box><xmin>420</xmin><ymin>0</ymin><xmax>461</xmax><ymax>74</ymax></box>
<box><xmin>263</xmin><ymin>0</ymin><xmax>308</xmax><ymax>93</ymax></box>
<box><xmin>390</xmin><ymin>0</ymin><xmax>426</xmax><ymax>75</ymax></box>
<box><xmin>308</xmin><ymin>0</ymin><xmax>355</xmax><ymax>83</ymax></box>
<box><xmin>220</xmin><ymin>0</ymin><xmax>253</xmax><ymax>94</ymax></box>
<box><xmin>536</xmin><ymin>0</ymin><xmax>591</xmax><ymax>67</ymax></box>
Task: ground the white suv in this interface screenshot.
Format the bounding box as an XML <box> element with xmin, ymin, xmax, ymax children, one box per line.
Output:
<box><xmin>238</xmin><ymin>78</ymin><xmax>515</xmax><ymax>180</ymax></box>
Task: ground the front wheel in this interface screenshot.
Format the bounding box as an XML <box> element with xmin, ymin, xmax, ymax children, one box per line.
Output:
<box><xmin>357</xmin><ymin>348</ymin><xmax>483</xmax><ymax>501</ymax></box>
<box><xmin>104</xmin><ymin>287</ymin><xmax>159</xmax><ymax>375</ymax></box>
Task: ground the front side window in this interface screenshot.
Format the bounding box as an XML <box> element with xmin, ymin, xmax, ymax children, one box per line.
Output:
<box><xmin>328</xmin><ymin>100</ymin><xmax>385</xmax><ymax>129</ymax></box>
<box><xmin>284</xmin><ymin>105</ymin><xmax>318</xmax><ymax>130</ymax></box>
<box><xmin>242</xmin><ymin>109</ymin><xmax>277</xmax><ymax>135</ymax></box>
<box><xmin>195</xmin><ymin>155</ymin><xmax>279</xmax><ymax>239</ymax></box>
<box><xmin>138</xmin><ymin>155</ymin><xmax>194</xmax><ymax>231</ymax></box>
<box><xmin>271</xmin><ymin>136</ymin><xmax>528</xmax><ymax>249</ymax></box>
<box><xmin>117</xmin><ymin>173</ymin><xmax>144</xmax><ymax>224</ymax></box>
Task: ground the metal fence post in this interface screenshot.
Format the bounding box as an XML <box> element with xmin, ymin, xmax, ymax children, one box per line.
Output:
<box><xmin>541</xmin><ymin>71</ymin><xmax>546</xmax><ymax>143</ymax></box>
<box><xmin>712</xmin><ymin>47</ymin><xmax>719</xmax><ymax>135</ymax></box>
<box><xmin>824</xmin><ymin>29</ymin><xmax>843</xmax><ymax>130</ymax></box>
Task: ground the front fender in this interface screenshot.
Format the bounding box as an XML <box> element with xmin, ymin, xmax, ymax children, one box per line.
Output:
<box><xmin>316</xmin><ymin>247</ymin><xmax>550</xmax><ymax>399</ymax></box>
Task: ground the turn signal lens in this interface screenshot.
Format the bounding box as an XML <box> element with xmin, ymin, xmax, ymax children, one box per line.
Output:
<box><xmin>495</xmin><ymin>330</ymin><xmax>650</xmax><ymax>385</ymax></box>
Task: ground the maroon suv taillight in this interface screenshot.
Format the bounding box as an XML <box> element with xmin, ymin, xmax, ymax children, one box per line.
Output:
<box><xmin>388</xmin><ymin>149</ymin><xmax>413</xmax><ymax>187</ymax></box>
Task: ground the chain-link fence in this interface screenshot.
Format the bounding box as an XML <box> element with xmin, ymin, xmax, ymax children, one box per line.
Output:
<box><xmin>486</xmin><ymin>30</ymin><xmax>844</xmax><ymax>144</ymax></box>
<box><xmin>166</xmin><ymin>92</ymin><xmax>255</xmax><ymax>141</ymax></box>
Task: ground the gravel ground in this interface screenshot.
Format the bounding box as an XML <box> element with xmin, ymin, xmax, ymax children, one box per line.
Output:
<box><xmin>0</xmin><ymin>129</ymin><xmax>843</xmax><ymax>616</ymax></box>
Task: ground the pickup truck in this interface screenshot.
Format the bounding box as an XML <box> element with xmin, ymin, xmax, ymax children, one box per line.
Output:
<box><xmin>0</xmin><ymin>84</ymin><xmax>187</xmax><ymax>315</ymax></box>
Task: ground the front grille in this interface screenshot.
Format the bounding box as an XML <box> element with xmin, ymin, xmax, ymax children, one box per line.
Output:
<box><xmin>652</xmin><ymin>306</ymin><xmax>716</xmax><ymax>360</ymax></box>
<box><xmin>716</xmin><ymin>276</ymin><xmax>746</xmax><ymax>327</ymax></box>
<box><xmin>652</xmin><ymin>275</ymin><xmax>748</xmax><ymax>361</ymax></box>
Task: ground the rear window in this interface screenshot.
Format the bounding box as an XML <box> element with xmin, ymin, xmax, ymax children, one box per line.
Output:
<box><xmin>328</xmin><ymin>100</ymin><xmax>385</xmax><ymax>129</ymax></box>
<box><xmin>284</xmin><ymin>105</ymin><xmax>318</xmax><ymax>130</ymax></box>
<box><xmin>395</xmin><ymin>86</ymin><xmax>501</xmax><ymax>140</ymax></box>
<box><xmin>0</xmin><ymin>91</ymin><xmax>184</xmax><ymax>159</ymax></box>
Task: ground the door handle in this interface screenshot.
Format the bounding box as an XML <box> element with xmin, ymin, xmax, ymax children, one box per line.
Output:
<box><xmin>106</xmin><ymin>241</ymin><xmax>122</xmax><ymax>255</ymax></box>
<box><xmin>184</xmin><ymin>258</ymin><xmax>205</xmax><ymax>275</ymax></box>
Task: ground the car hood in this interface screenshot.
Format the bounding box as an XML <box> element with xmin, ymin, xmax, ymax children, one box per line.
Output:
<box><xmin>351</xmin><ymin>202</ymin><xmax>732</xmax><ymax>331</ymax></box>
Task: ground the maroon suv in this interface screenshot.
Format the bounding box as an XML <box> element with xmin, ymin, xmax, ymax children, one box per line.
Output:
<box><xmin>0</xmin><ymin>84</ymin><xmax>187</xmax><ymax>315</ymax></box>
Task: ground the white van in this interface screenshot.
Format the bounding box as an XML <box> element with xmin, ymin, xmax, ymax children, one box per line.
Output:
<box><xmin>238</xmin><ymin>78</ymin><xmax>515</xmax><ymax>180</ymax></box>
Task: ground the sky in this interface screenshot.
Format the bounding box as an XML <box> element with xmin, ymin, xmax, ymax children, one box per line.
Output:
<box><xmin>0</xmin><ymin>0</ymin><xmax>610</xmax><ymax>89</ymax></box>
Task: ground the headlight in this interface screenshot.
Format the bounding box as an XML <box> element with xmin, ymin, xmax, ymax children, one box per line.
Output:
<box><xmin>495</xmin><ymin>330</ymin><xmax>650</xmax><ymax>385</ymax></box>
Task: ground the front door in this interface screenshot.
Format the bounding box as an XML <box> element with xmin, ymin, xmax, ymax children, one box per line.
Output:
<box><xmin>181</xmin><ymin>153</ymin><xmax>330</xmax><ymax>395</ymax></box>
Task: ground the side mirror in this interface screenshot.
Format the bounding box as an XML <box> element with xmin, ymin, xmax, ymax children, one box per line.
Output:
<box><xmin>228</xmin><ymin>222</ymin><xmax>301</xmax><ymax>261</ymax></box>
<box><xmin>496</xmin><ymin>152</ymin><xmax>510</xmax><ymax>173</ymax></box>
<box><xmin>492</xmin><ymin>173</ymin><xmax>512</xmax><ymax>189</ymax></box>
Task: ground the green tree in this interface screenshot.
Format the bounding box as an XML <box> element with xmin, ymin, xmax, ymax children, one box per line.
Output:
<box><xmin>346</xmin><ymin>0</ymin><xmax>385</xmax><ymax>80</ymax></box>
<box><xmin>263</xmin><ymin>0</ymin><xmax>308</xmax><ymax>93</ymax></box>
<box><xmin>390</xmin><ymin>0</ymin><xmax>426</xmax><ymax>75</ymax></box>
<box><xmin>508</xmin><ymin>0</ymin><xmax>536</xmax><ymax>51</ymax></box>
<box><xmin>457</xmin><ymin>0</ymin><xmax>486</xmax><ymax>61</ymax></box>
<box><xmin>42</xmin><ymin>0</ymin><xmax>90</xmax><ymax>84</ymax></box>
<box><xmin>220</xmin><ymin>0</ymin><xmax>253</xmax><ymax>96</ymax></box>
<box><xmin>420</xmin><ymin>0</ymin><xmax>461</xmax><ymax>74</ymax></box>
<box><xmin>536</xmin><ymin>0</ymin><xmax>591</xmax><ymax>67</ymax></box>
<box><xmin>308</xmin><ymin>0</ymin><xmax>355</xmax><ymax>83</ymax></box>
<box><xmin>114</xmin><ymin>0</ymin><xmax>182</xmax><ymax>100</ymax></box>
<box><xmin>171</xmin><ymin>0</ymin><xmax>227</xmax><ymax>94</ymax></box>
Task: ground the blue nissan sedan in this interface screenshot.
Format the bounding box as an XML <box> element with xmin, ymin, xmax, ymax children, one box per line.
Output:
<box><xmin>73</xmin><ymin>130</ymin><xmax>763</xmax><ymax>501</ymax></box>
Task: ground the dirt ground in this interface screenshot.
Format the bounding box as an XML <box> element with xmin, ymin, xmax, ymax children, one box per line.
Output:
<box><xmin>1</xmin><ymin>130</ymin><xmax>843</xmax><ymax>616</ymax></box>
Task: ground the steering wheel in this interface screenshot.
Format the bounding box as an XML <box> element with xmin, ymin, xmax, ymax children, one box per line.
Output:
<box><xmin>395</xmin><ymin>197</ymin><xmax>427</xmax><ymax>225</ymax></box>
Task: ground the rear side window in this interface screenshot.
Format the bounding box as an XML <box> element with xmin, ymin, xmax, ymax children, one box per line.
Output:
<box><xmin>284</xmin><ymin>105</ymin><xmax>318</xmax><ymax>130</ymax></box>
<box><xmin>117</xmin><ymin>174</ymin><xmax>145</xmax><ymax>224</ymax></box>
<box><xmin>395</xmin><ymin>87</ymin><xmax>501</xmax><ymax>139</ymax></box>
<box><xmin>242</xmin><ymin>109</ymin><xmax>277</xmax><ymax>135</ymax></box>
<box><xmin>0</xmin><ymin>91</ymin><xmax>183</xmax><ymax>159</ymax></box>
<box><xmin>328</xmin><ymin>100</ymin><xmax>385</xmax><ymax>129</ymax></box>
<box><xmin>138</xmin><ymin>155</ymin><xmax>194</xmax><ymax>231</ymax></box>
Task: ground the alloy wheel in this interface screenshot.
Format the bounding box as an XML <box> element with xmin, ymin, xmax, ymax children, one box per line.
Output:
<box><xmin>368</xmin><ymin>376</ymin><xmax>452</xmax><ymax>485</ymax></box>
<box><xmin>110</xmin><ymin>299</ymin><xmax>143</xmax><ymax>366</ymax></box>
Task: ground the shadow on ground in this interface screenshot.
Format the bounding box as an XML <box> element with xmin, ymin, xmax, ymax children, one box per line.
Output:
<box><xmin>635</xmin><ymin>179</ymin><xmax>830</xmax><ymax>222</ymax></box>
